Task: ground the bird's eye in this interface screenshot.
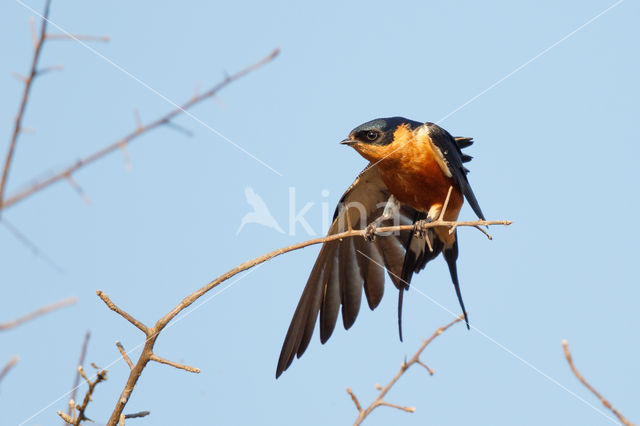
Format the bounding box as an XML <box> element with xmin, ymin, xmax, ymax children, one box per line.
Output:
<box><xmin>366</xmin><ymin>131</ymin><xmax>378</xmax><ymax>141</ymax></box>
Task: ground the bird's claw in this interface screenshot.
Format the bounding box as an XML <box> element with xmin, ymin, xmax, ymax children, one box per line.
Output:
<box><xmin>413</xmin><ymin>219</ymin><xmax>432</xmax><ymax>239</ymax></box>
<box><xmin>364</xmin><ymin>222</ymin><xmax>378</xmax><ymax>242</ymax></box>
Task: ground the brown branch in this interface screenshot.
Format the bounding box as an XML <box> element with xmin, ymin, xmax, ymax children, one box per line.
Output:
<box><xmin>0</xmin><ymin>356</ymin><xmax>19</xmax><ymax>383</ymax></box>
<box><xmin>99</xmin><ymin>218</ymin><xmax>508</xmax><ymax>426</ymax></box>
<box><xmin>96</xmin><ymin>291</ymin><xmax>148</xmax><ymax>334</ymax></box>
<box><xmin>0</xmin><ymin>296</ymin><xmax>77</xmax><ymax>331</ymax></box>
<box><xmin>562</xmin><ymin>340</ymin><xmax>635</xmax><ymax>426</ymax></box>
<box><xmin>149</xmin><ymin>354</ymin><xmax>200</xmax><ymax>373</ymax></box>
<box><xmin>65</xmin><ymin>332</ymin><xmax>91</xmax><ymax>424</ymax></box>
<box><xmin>0</xmin><ymin>0</ymin><xmax>52</xmax><ymax>212</ymax></box>
<box><xmin>58</xmin><ymin>365</ymin><xmax>107</xmax><ymax>425</ymax></box>
<box><xmin>347</xmin><ymin>316</ymin><xmax>464</xmax><ymax>425</ymax></box>
<box><xmin>0</xmin><ymin>48</ymin><xmax>280</xmax><ymax>211</ymax></box>
<box><xmin>124</xmin><ymin>411</ymin><xmax>150</xmax><ymax>419</ymax></box>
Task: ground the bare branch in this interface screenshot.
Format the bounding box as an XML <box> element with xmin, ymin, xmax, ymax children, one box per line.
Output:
<box><xmin>116</xmin><ymin>341</ymin><xmax>134</xmax><ymax>370</ymax></box>
<box><xmin>1</xmin><ymin>217</ymin><xmax>64</xmax><ymax>273</ymax></box>
<box><xmin>0</xmin><ymin>48</ymin><xmax>280</xmax><ymax>211</ymax></box>
<box><xmin>346</xmin><ymin>387</ymin><xmax>363</xmax><ymax>412</ymax></box>
<box><xmin>0</xmin><ymin>356</ymin><xmax>19</xmax><ymax>383</ymax></box>
<box><xmin>0</xmin><ymin>0</ymin><xmax>52</xmax><ymax>213</ymax></box>
<box><xmin>65</xmin><ymin>332</ymin><xmax>91</xmax><ymax>424</ymax></box>
<box><xmin>124</xmin><ymin>411</ymin><xmax>150</xmax><ymax>419</ymax></box>
<box><xmin>58</xmin><ymin>366</ymin><xmax>107</xmax><ymax>425</ymax></box>
<box><xmin>149</xmin><ymin>354</ymin><xmax>200</xmax><ymax>373</ymax></box>
<box><xmin>348</xmin><ymin>316</ymin><xmax>464</xmax><ymax>425</ymax></box>
<box><xmin>101</xmin><ymin>216</ymin><xmax>508</xmax><ymax>426</ymax></box>
<box><xmin>562</xmin><ymin>340</ymin><xmax>635</xmax><ymax>426</ymax></box>
<box><xmin>0</xmin><ymin>297</ymin><xmax>76</xmax><ymax>331</ymax></box>
<box><xmin>96</xmin><ymin>291</ymin><xmax>149</xmax><ymax>334</ymax></box>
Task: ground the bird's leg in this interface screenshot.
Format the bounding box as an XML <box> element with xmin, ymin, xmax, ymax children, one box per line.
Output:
<box><xmin>413</xmin><ymin>203</ymin><xmax>441</xmax><ymax>239</ymax></box>
<box><xmin>412</xmin><ymin>218</ymin><xmax>432</xmax><ymax>239</ymax></box>
<box><xmin>364</xmin><ymin>195</ymin><xmax>400</xmax><ymax>242</ymax></box>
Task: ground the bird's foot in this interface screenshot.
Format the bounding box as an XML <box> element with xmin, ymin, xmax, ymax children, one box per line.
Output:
<box><xmin>413</xmin><ymin>219</ymin><xmax>432</xmax><ymax>239</ymax></box>
<box><xmin>364</xmin><ymin>222</ymin><xmax>378</xmax><ymax>242</ymax></box>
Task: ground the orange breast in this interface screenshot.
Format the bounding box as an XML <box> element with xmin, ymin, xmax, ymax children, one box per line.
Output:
<box><xmin>354</xmin><ymin>124</ymin><xmax>463</xmax><ymax>221</ymax></box>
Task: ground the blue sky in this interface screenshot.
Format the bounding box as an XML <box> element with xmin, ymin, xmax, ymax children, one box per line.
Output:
<box><xmin>1</xmin><ymin>1</ymin><xmax>638</xmax><ymax>425</ymax></box>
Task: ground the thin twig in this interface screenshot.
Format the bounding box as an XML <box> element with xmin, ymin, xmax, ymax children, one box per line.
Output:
<box><xmin>149</xmin><ymin>354</ymin><xmax>200</xmax><ymax>373</ymax></box>
<box><xmin>562</xmin><ymin>340</ymin><xmax>635</xmax><ymax>426</ymax></box>
<box><xmin>1</xmin><ymin>217</ymin><xmax>64</xmax><ymax>273</ymax></box>
<box><xmin>96</xmin><ymin>291</ymin><xmax>148</xmax><ymax>334</ymax></box>
<box><xmin>99</xmin><ymin>217</ymin><xmax>508</xmax><ymax>426</ymax></box>
<box><xmin>65</xmin><ymin>332</ymin><xmax>90</xmax><ymax>424</ymax></box>
<box><xmin>0</xmin><ymin>297</ymin><xmax>77</xmax><ymax>331</ymax></box>
<box><xmin>116</xmin><ymin>341</ymin><xmax>134</xmax><ymax>370</ymax></box>
<box><xmin>124</xmin><ymin>411</ymin><xmax>150</xmax><ymax>419</ymax></box>
<box><xmin>0</xmin><ymin>48</ymin><xmax>280</xmax><ymax>211</ymax></box>
<box><xmin>0</xmin><ymin>0</ymin><xmax>52</xmax><ymax>211</ymax></box>
<box><xmin>348</xmin><ymin>316</ymin><xmax>464</xmax><ymax>425</ymax></box>
<box><xmin>0</xmin><ymin>356</ymin><xmax>20</xmax><ymax>383</ymax></box>
<box><xmin>58</xmin><ymin>366</ymin><xmax>107</xmax><ymax>425</ymax></box>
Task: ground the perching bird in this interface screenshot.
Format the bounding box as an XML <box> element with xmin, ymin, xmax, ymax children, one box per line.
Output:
<box><xmin>276</xmin><ymin>117</ymin><xmax>485</xmax><ymax>378</ymax></box>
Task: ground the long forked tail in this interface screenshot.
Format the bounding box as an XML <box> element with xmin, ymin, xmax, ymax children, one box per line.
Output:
<box><xmin>443</xmin><ymin>239</ymin><xmax>470</xmax><ymax>329</ymax></box>
<box><xmin>397</xmin><ymin>287</ymin><xmax>405</xmax><ymax>341</ymax></box>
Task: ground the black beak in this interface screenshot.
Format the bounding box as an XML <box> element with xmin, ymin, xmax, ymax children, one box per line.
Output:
<box><xmin>340</xmin><ymin>138</ymin><xmax>356</xmax><ymax>145</ymax></box>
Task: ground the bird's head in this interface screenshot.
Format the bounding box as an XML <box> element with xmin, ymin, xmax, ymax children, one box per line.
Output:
<box><xmin>340</xmin><ymin>117</ymin><xmax>424</xmax><ymax>161</ymax></box>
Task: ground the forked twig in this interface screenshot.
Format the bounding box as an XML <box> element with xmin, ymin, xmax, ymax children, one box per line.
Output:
<box><xmin>347</xmin><ymin>316</ymin><xmax>464</xmax><ymax>425</ymax></box>
<box><xmin>97</xmin><ymin>217</ymin><xmax>508</xmax><ymax>426</ymax></box>
<box><xmin>0</xmin><ymin>48</ymin><xmax>280</xmax><ymax>211</ymax></box>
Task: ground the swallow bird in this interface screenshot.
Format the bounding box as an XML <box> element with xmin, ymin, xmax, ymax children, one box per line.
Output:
<box><xmin>276</xmin><ymin>117</ymin><xmax>485</xmax><ymax>378</ymax></box>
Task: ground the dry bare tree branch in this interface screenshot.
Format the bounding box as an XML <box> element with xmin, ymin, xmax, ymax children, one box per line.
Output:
<box><xmin>346</xmin><ymin>315</ymin><xmax>464</xmax><ymax>425</ymax></box>
<box><xmin>0</xmin><ymin>296</ymin><xmax>76</xmax><ymax>331</ymax></box>
<box><xmin>0</xmin><ymin>0</ymin><xmax>52</xmax><ymax>211</ymax></box>
<box><xmin>149</xmin><ymin>354</ymin><xmax>200</xmax><ymax>373</ymax></box>
<box><xmin>0</xmin><ymin>48</ymin><xmax>280</xmax><ymax>211</ymax></box>
<box><xmin>65</xmin><ymin>332</ymin><xmax>91</xmax><ymax>424</ymax></box>
<box><xmin>58</xmin><ymin>365</ymin><xmax>107</xmax><ymax>425</ymax></box>
<box><xmin>562</xmin><ymin>340</ymin><xmax>635</xmax><ymax>426</ymax></box>
<box><xmin>97</xmin><ymin>217</ymin><xmax>508</xmax><ymax>426</ymax></box>
<box><xmin>0</xmin><ymin>355</ymin><xmax>20</xmax><ymax>383</ymax></box>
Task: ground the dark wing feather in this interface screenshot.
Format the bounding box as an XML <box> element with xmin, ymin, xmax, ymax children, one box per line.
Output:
<box><xmin>276</xmin><ymin>165</ymin><xmax>426</xmax><ymax>377</ymax></box>
<box><xmin>429</xmin><ymin>125</ymin><xmax>485</xmax><ymax>220</ymax></box>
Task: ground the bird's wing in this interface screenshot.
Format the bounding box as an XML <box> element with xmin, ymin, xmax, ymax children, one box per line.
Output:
<box><xmin>429</xmin><ymin>125</ymin><xmax>485</xmax><ymax>220</ymax></box>
<box><xmin>276</xmin><ymin>165</ymin><xmax>438</xmax><ymax>377</ymax></box>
